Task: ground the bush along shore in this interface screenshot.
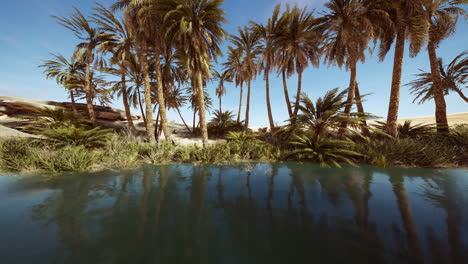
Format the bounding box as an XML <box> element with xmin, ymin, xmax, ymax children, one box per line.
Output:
<box><xmin>1</xmin><ymin>91</ymin><xmax>467</xmax><ymax>174</ymax></box>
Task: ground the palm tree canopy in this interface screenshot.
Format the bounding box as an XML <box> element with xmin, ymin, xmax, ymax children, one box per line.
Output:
<box><xmin>39</xmin><ymin>53</ymin><xmax>84</xmax><ymax>87</ymax></box>
<box><xmin>322</xmin><ymin>0</ymin><xmax>378</xmax><ymax>69</ymax></box>
<box><xmin>228</xmin><ymin>26</ymin><xmax>262</xmax><ymax>83</ymax></box>
<box><xmin>423</xmin><ymin>0</ymin><xmax>467</xmax><ymax>47</ymax></box>
<box><xmin>212</xmin><ymin>69</ymin><xmax>230</xmax><ymax>98</ymax></box>
<box><xmin>373</xmin><ymin>0</ymin><xmax>429</xmax><ymax>59</ymax></box>
<box><xmin>407</xmin><ymin>51</ymin><xmax>468</xmax><ymax>104</ymax></box>
<box><xmin>53</xmin><ymin>7</ymin><xmax>114</xmax><ymax>63</ymax></box>
<box><xmin>165</xmin><ymin>0</ymin><xmax>227</xmax><ymax>78</ymax></box>
<box><xmin>276</xmin><ymin>5</ymin><xmax>323</xmax><ymax>76</ymax></box>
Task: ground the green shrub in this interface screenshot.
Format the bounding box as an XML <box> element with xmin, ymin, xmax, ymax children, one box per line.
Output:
<box><xmin>0</xmin><ymin>138</ymin><xmax>39</xmax><ymax>172</ymax></box>
<box><xmin>37</xmin><ymin>126</ymin><xmax>114</xmax><ymax>148</ymax></box>
<box><xmin>33</xmin><ymin>145</ymin><xmax>103</xmax><ymax>172</ymax></box>
<box><xmin>288</xmin><ymin>134</ymin><xmax>364</xmax><ymax>168</ymax></box>
<box><xmin>208</xmin><ymin>110</ymin><xmax>244</xmax><ymax>138</ymax></box>
<box><xmin>355</xmin><ymin>138</ymin><xmax>452</xmax><ymax>167</ymax></box>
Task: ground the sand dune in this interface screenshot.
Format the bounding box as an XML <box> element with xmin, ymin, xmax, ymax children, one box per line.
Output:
<box><xmin>393</xmin><ymin>112</ymin><xmax>468</xmax><ymax>126</ymax></box>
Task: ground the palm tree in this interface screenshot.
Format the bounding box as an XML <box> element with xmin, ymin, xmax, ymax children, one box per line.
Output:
<box><xmin>375</xmin><ymin>0</ymin><xmax>429</xmax><ymax>136</ymax></box>
<box><xmin>212</xmin><ymin>70</ymin><xmax>230</xmax><ymax>112</ymax></box>
<box><xmin>53</xmin><ymin>7</ymin><xmax>114</xmax><ymax>125</ymax></box>
<box><xmin>165</xmin><ymin>0</ymin><xmax>227</xmax><ymax>146</ymax></box>
<box><xmin>113</xmin><ymin>0</ymin><xmax>171</xmax><ymax>142</ymax></box>
<box><xmin>223</xmin><ymin>47</ymin><xmax>245</xmax><ymax>123</ymax></box>
<box><xmin>408</xmin><ymin>51</ymin><xmax>468</xmax><ymax>104</ymax></box>
<box><xmin>421</xmin><ymin>0</ymin><xmax>466</xmax><ymax>133</ymax></box>
<box><xmin>250</xmin><ymin>4</ymin><xmax>286</xmax><ymax>130</ymax></box>
<box><xmin>93</xmin><ymin>4</ymin><xmax>137</xmax><ymax>133</ymax></box>
<box><xmin>39</xmin><ymin>53</ymin><xmax>84</xmax><ymax>113</ymax></box>
<box><xmin>229</xmin><ymin>27</ymin><xmax>262</xmax><ymax>131</ymax></box>
<box><xmin>322</xmin><ymin>0</ymin><xmax>380</xmax><ymax>132</ymax></box>
<box><xmin>276</xmin><ymin>5</ymin><xmax>322</xmax><ymax>122</ymax></box>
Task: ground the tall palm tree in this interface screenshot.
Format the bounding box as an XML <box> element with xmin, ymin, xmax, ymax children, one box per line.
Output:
<box><xmin>408</xmin><ymin>51</ymin><xmax>468</xmax><ymax>104</ymax></box>
<box><xmin>229</xmin><ymin>27</ymin><xmax>262</xmax><ymax>131</ymax></box>
<box><xmin>250</xmin><ymin>4</ymin><xmax>286</xmax><ymax>130</ymax></box>
<box><xmin>165</xmin><ymin>0</ymin><xmax>227</xmax><ymax>146</ymax></box>
<box><xmin>39</xmin><ymin>53</ymin><xmax>84</xmax><ymax>113</ymax></box>
<box><xmin>212</xmin><ymin>70</ymin><xmax>230</xmax><ymax>112</ymax></box>
<box><xmin>113</xmin><ymin>0</ymin><xmax>171</xmax><ymax>142</ymax></box>
<box><xmin>223</xmin><ymin>47</ymin><xmax>245</xmax><ymax>123</ymax></box>
<box><xmin>375</xmin><ymin>0</ymin><xmax>429</xmax><ymax>136</ymax></box>
<box><xmin>276</xmin><ymin>5</ymin><xmax>323</xmax><ymax>123</ymax></box>
<box><xmin>421</xmin><ymin>0</ymin><xmax>466</xmax><ymax>133</ymax></box>
<box><xmin>322</xmin><ymin>0</ymin><xmax>380</xmax><ymax>132</ymax></box>
<box><xmin>53</xmin><ymin>7</ymin><xmax>114</xmax><ymax>125</ymax></box>
<box><xmin>93</xmin><ymin>3</ymin><xmax>137</xmax><ymax>133</ymax></box>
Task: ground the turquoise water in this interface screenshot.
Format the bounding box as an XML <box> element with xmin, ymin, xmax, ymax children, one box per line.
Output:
<box><xmin>0</xmin><ymin>163</ymin><xmax>467</xmax><ymax>263</ymax></box>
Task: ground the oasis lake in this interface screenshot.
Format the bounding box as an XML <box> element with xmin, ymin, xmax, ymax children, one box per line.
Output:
<box><xmin>1</xmin><ymin>163</ymin><xmax>467</xmax><ymax>264</ymax></box>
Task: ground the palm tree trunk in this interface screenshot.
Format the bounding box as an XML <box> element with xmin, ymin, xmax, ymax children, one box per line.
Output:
<box><xmin>355</xmin><ymin>84</ymin><xmax>369</xmax><ymax>135</ymax></box>
<box><xmin>265</xmin><ymin>68</ymin><xmax>275</xmax><ymax>131</ymax></box>
<box><xmin>282</xmin><ymin>70</ymin><xmax>293</xmax><ymax>118</ymax></box>
<box><xmin>193</xmin><ymin>109</ymin><xmax>197</xmax><ymax>133</ymax></box>
<box><xmin>176</xmin><ymin>107</ymin><xmax>192</xmax><ymax>134</ymax></box>
<box><xmin>137</xmin><ymin>87</ymin><xmax>147</xmax><ymax>127</ymax></box>
<box><xmin>386</xmin><ymin>25</ymin><xmax>406</xmax><ymax>137</ymax></box>
<box><xmin>140</xmin><ymin>45</ymin><xmax>156</xmax><ymax>142</ymax></box>
<box><xmin>195</xmin><ymin>72</ymin><xmax>209</xmax><ymax>146</ymax></box>
<box><xmin>121</xmin><ymin>72</ymin><xmax>136</xmax><ymax>134</ymax></box>
<box><xmin>339</xmin><ymin>62</ymin><xmax>357</xmax><ymax>135</ymax></box>
<box><xmin>219</xmin><ymin>96</ymin><xmax>222</xmax><ymax>113</ymax></box>
<box><xmin>237</xmin><ymin>83</ymin><xmax>243</xmax><ymax>123</ymax></box>
<box><xmin>451</xmin><ymin>84</ymin><xmax>468</xmax><ymax>103</ymax></box>
<box><xmin>154</xmin><ymin>48</ymin><xmax>172</xmax><ymax>140</ymax></box>
<box><xmin>69</xmin><ymin>89</ymin><xmax>77</xmax><ymax>114</ymax></box>
<box><xmin>85</xmin><ymin>49</ymin><xmax>97</xmax><ymax>125</ymax></box>
<box><xmin>154</xmin><ymin>106</ymin><xmax>160</xmax><ymax>141</ymax></box>
<box><xmin>428</xmin><ymin>40</ymin><xmax>449</xmax><ymax>133</ymax></box>
<box><xmin>244</xmin><ymin>80</ymin><xmax>251</xmax><ymax>131</ymax></box>
<box><xmin>292</xmin><ymin>70</ymin><xmax>303</xmax><ymax>121</ymax></box>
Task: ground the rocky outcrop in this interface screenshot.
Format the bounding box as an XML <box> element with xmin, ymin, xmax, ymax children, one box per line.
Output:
<box><xmin>0</xmin><ymin>96</ymin><xmax>133</xmax><ymax>121</ymax></box>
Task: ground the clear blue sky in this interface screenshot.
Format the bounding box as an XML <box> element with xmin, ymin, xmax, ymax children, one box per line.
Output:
<box><xmin>1</xmin><ymin>0</ymin><xmax>467</xmax><ymax>127</ymax></box>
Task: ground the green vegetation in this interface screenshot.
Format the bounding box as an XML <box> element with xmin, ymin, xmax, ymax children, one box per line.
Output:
<box><xmin>6</xmin><ymin>0</ymin><xmax>464</xmax><ymax>173</ymax></box>
<box><xmin>2</xmin><ymin>91</ymin><xmax>467</xmax><ymax>174</ymax></box>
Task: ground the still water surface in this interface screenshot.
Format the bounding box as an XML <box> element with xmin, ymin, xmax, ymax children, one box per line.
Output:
<box><xmin>0</xmin><ymin>163</ymin><xmax>467</xmax><ymax>264</ymax></box>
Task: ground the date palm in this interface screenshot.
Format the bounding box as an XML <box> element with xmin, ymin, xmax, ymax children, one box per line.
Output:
<box><xmin>93</xmin><ymin>3</ymin><xmax>136</xmax><ymax>133</ymax></box>
<box><xmin>39</xmin><ymin>53</ymin><xmax>84</xmax><ymax>113</ymax></box>
<box><xmin>223</xmin><ymin>47</ymin><xmax>245</xmax><ymax>123</ymax></box>
<box><xmin>212</xmin><ymin>69</ymin><xmax>230</xmax><ymax>112</ymax></box>
<box><xmin>276</xmin><ymin>5</ymin><xmax>323</xmax><ymax>122</ymax></box>
<box><xmin>375</xmin><ymin>0</ymin><xmax>429</xmax><ymax>136</ymax></box>
<box><xmin>53</xmin><ymin>7</ymin><xmax>114</xmax><ymax>125</ymax></box>
<box><xmin>250</xmin><ymin>4</ymin><xmax>286</xmax><ymax>130</ymax></box>
<box><xmin>229</xmin><ymin>27</ymin><xmax>262</xmax><ymax>131</ymax></box>
<box><xmin>165</xmin><ymin>0</ymin><xmax>227</xmax><ymax>146</ymax></box>
<box><xmin>421</xmin><ymin>0</ymin><xmax>466</xmax><ymax>133</ymax></box>
<box><xmin>408</xmin><ymin>51</ymin><xmax>468</xmax><ymax>104</ymax></box>
<box><xmin>322</xmin><ymin>0</ymin><xmax>380</xmax><ymax>133</ymax></box>
<box><xmin>113</xmin><ymin>0</ymin><xmax>171</xmax><ymax>142</ymax></box>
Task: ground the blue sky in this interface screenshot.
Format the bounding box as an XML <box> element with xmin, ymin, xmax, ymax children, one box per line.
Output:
<box><xmin>0</xmin><ymin>0</ymin><xmax>467</xmax><ymax>127</ymax></box>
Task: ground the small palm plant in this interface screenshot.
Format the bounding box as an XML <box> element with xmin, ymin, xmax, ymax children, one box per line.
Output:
<box><xmin>38</xmin><ymin>126</ymin><xmax>113</xmax><ymax>148</ymax></box>
<box><xmin>289</xmin><ymin>134</ymin><xmax>364</xmax><ymax>168</ymax></box>
<box><xmin>208</xmin><ymin>110</ymin><xmax>243</xmax><ymax>137</ymax></box>
<box><xmin>373</xmin><ymin>120</ymin><xmax>435</xmax><ymax>138</ymax></box>
<box><xmin>21</xmin><ymin>107</ymin><xmax>90</xmax><ymax>132</ymax></box>
<box><xmin>292</xmin><ymin>88</ymin><xmax>374</xmax><ymax>137</ymax></box>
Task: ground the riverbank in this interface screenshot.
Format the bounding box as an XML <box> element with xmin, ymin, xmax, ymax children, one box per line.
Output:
<box><xmin>1</xmin><ymin>128</ymin><xmax>467</xmax><ymax>174</ymax></box>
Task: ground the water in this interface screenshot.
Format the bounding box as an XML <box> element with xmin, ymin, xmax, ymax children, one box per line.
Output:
<box><xmin>1</xmin><ymin>163</ymin><xmax>467</xmax><ymax>264</ymax></box>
